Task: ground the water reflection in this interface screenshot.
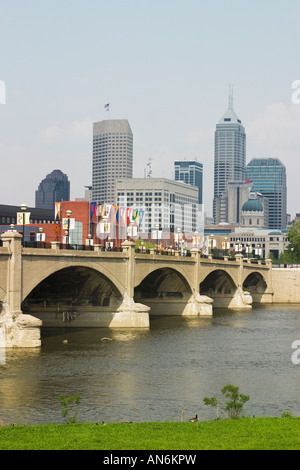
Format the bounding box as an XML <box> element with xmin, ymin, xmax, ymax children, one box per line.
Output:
<box><xmin>0</xmin><ymin>304</ymin><xmax>299</xmax><ymax>425</ymax></box>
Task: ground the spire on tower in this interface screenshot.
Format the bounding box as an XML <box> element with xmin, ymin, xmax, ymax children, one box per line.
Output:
<box><xmin>228</xmin><ymin>83</ymin><xmax>234</xmax><ymax>109</ymax></box>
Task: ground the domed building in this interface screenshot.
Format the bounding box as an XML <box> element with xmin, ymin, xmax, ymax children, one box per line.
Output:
<box><xmin>241</xmin><ymin>193</ymin><xmax>268</xmax><ymax>228</ymax></box>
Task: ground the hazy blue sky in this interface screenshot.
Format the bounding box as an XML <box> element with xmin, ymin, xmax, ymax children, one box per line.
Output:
<box><xmin>1</xmin><ymin>0</ymin><xmax>300</xmax><ymax>217</ymax></box>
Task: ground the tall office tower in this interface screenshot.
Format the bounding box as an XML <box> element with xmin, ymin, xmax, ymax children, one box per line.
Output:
<box><xmin>213</xmin><ymin>89</ymin><xmax>246</xmax><ymax>222</ymax></box>
<box><xmin>92</xmin><ymin>119</ymin><xmax>133</xmax><ymax>204</ymax></box>
<box><xmin>174</xmin><ymin>160</ymin><xmax>203</xmax><ymax>204</ymax></box>
<box><xmin>35</xmin><ymin>169</ymin><xmax>70</xmax><ymax>210</ymax></box>
<box><xmin>246</xmin><ymin>158</ymin><xmax>287</xmax><ymax>229</ymax></box>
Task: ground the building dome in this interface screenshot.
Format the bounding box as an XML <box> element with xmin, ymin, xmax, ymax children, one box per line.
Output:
<box><xmin>242</xmin><ymin>199</ymin><xmax>263</xmax><ymax>212</ymax></box>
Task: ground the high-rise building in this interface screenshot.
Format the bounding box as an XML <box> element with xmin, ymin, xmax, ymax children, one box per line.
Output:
<box><xmin>213</xmin><ymin>90</ymin><xmax>246</xmax><ymax>222</ymax></box>
<box><xmin>174</xmin><ymin>160</ymin><xmax>203</xmax><ymax>204</ymax></box>
<box><xmin>246</xmin><ymin>158</ymin><xmax>287</xmax><ymax>229</ymax></box>
<box><xmin>92</xmin><ymin>119</ymin><xmax>133</xmax><ymax>204</ymax></box>
<box><xmin>35</xmin><ymin>169</ymin><xmax>70</xmax><ymax>210</ymax></box>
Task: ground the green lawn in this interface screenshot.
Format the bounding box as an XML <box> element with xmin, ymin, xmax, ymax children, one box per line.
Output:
<box><xmin>0</xmin><ymin>418</ymin><xmax>299</xmax><ymax>450</ymax></box>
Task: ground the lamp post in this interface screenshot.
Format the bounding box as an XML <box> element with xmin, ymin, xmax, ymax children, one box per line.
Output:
<box><xmin>38</xmin><ymin>227</ymin><xmax>44</xmax><ymax>246</ymax></box>
<box><xmin>177</xmin><ymin>227</ymin><xmax>181</xmax><ymax>252</ymax></box>
<box><xmin>87</xmin><ymin>233</ymin><xmax>92</xmax><ymax>248</ymax></box>
<box><xmin>20</xmin><ymin>203</ymin><xmax>28</xmax><ymax>246</ymax></box>
<box><xmin>222</xmin><ymin>236</ymin><xmax>229</xmax><ymax>255</ymax></box>
<box><xmin>65</xmin><ymin>229</ymin><xmax>68</xmax><ymax>246</ymax></box>
<box><xmin>66</xmin><ymin>210</ymin><xmax>72</xmax><ymax>247</ymax></box>
<box><xmin>194</xmin><ymin>231</ymin><xmax>198</xmax><ymax>249</ymax></box>
<box><xmin>102</xmin><ymin>215</ymin><xmax>108</xmax><ymax>249</ymax></box>
<box><xmin>155</xmin><ymin>223</ymin><xmax>160</xmax><ymax>252</ymax></box>
<box><xmin>235</xmin><ymin>239</ymin><xmax>242</xmax><ymax>254</ymax></box>
<box><xmin>256</xmin><ymin>243</ymin><xmax>262</xmax><ymax>258</ymax></box>
<box><xmin>127</xmin><ymin>220</ymin><xmax>134</xmax><ymax>241</ymax></box>
<box><xmin>209</xmin><ymin>234</ymin><xmax>214</xmax><ymax>255</ymax></box>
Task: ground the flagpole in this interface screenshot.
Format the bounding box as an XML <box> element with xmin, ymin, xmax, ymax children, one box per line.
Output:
<box><xmin>104</xmin><ymin>102</ymin><xmax>110</xmax><ymax>119</ymax></box>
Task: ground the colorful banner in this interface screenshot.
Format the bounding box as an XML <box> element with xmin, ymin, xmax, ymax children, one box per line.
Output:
<box><xmin>62</xmin><ymin>218</ymin><xmax>75</xmax><ymax>230</ymax></box>
<box><xmin>119</xmin><ymin>207</ymin><xmax>126</xmax><ymax>226</ymax></box>
<box><xmin>99</xmin><ymin>222</ymin><xmax>110</xmax><ymax>234</ymax></box>
<box><xmin>138</xmin><ymin>209</ymin><xmax>145</xmax><ymax>227</ymax></box>
<box><xmin>105</xmin><ymin>204</ymin><xmax>112</xmax><ymax>217</ymax></box>
<box><xmin>55</xmin><ymin>202</ymin><xmax>61</xmax><ymax>220</ymax></box>
<box><xmin>17</xmin><ymin>212</ymin><xmax>31</xmax><ymax>225</ymax></box>
<box><xmin>127</xmin><ymin>208</ymin><xmax>133</xmax><ymax>225</ymax></box>
<box><xmin>113</xmin><ymin>206</ymin><xmax>119</xmax><ymax>224</ymax></box>
<box><xmin>133</xmin><ymin>209</ymin><xmax>139</xmax><ymax>226</ymax></box>
<box><xmin>90</xmin><ymin>202</ymin><xmax>98</xmax><ymax>221</ymax></box>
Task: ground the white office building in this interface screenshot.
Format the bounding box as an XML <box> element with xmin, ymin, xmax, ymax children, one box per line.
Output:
<box><xmin>115</xmin><ymin>177</ymin><xmax>203</xmax><ymax>240</ymax></box>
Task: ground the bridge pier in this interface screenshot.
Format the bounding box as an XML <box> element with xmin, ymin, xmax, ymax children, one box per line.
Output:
<box><xmin>114</xmin><ymin>241</ymin><xmax>150</xmax><ymax>327</ymax></box>
<box><xmin>185</xmin><ymin>249</ymin><xmax>213</xmax><ymax>315</ymax></box>
<box><xmin>182</xmin><ymin>293</ymin><xmax>213</xmax><ymax>316</ymax></box>
<box><xmin>113</xmin><ymin>292</ymin><xmax>150</xmax><ymax>327</ymax></box>
<box><xmin>0</xmin><ymin>232</ymin><xmax>42</xmax><ymax>347</ymax></box>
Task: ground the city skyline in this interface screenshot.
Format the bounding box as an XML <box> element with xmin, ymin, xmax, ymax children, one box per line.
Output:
<box><xmin>1</xmin><ymin>1</ymin><xmax>299</xmax><ymax>218</ymax></box>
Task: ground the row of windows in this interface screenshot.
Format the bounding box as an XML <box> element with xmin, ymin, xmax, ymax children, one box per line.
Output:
<box><xmin>1</xmin><ymin>216</ymin><xmax>53</xmax><ymax>224</ymax></box>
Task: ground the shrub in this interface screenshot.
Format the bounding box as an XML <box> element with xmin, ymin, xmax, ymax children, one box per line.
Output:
<box><xmin>203</xmin><ymin>384</ymin><xmax>250</xmax><ymax>419</ymax></box>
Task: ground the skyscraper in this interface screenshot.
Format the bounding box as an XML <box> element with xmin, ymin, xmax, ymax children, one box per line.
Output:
<box><xmin>92</xmin><ymin>119</ymin><xmax>133</xmax><ymax>204</ymax></box>
<box><xmin>174</xmin><ymin>160</ymin><xmax>203</xmax><ymax>204</ymax></box>
<box><xmin>213</xmin><ymin>90</ymin><xmax>246</xmax><ymax>222</ymax></box>
<box><xmin>35</xmin><ymin>169</ymin><xmax>70</xmax><ymax>210</ymax></box>
<box><xmin>246</xmin><ymin>158</ymin><xmax>287</xmax><ymax>229</ymax></box>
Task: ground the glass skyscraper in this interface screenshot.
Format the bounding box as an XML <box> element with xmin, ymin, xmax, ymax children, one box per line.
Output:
<box><xmin>213</xmin><ymin>94</ymin><xmax>246</xmax><ymax>222</ymax></box>
<box><xmin>35</xmin><ymin>169</ymin><xmax>70</xmax><ymax>211</ymax></box>
<box><xmin>246</xmin><ymin>158</ymin><xmax>287</xmax><ymax>229</ymax></box>
<box><xmin>174</xmin><ymin>160</ymin><xmax>203</xmax><ymax>204</ymax></box>
<box><xmin>92</xmin><ymin>119</ymin><xmax>133</xmax><ymax>204</ymax></box>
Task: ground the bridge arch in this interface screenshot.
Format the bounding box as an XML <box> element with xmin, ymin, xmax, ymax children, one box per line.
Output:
<box><xmin>199</xmin><ymin>269</ymin><xmax>238</xmax><ymax>308</ymax></box>
<box><xmin>134</xmin><ymin>267</ymin><xmax>193</xmax><ymax>316</ymax></box>
<box><xmin>21</xmin><ymin>265</ymin><xmax>124</xmax><ymax>326</ymax></box>
<box><xmin>22</xmin><ymin>260</ymin><xmax>125</xmax><ymax>302</ymax></box>
<box><xmin>242</xmin><ymin>271</ymin><xmax>268</xmax><ymax>303</ymax></box>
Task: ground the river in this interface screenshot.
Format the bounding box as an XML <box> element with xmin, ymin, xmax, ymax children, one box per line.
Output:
<box><xmin>0</xmin><ymin>304</ymin><xmax>299</xmax><ymax>425</ymax></box>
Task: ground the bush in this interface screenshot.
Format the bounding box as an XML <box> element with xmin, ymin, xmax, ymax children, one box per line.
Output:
<box><xmin>58</xmin><ymin>394</ymin><xmax>81</xmax><ymax>424</ymax></box>
<box><xmin>203</xmin><ymin>384</ymin><xmax>250</xmax><ymax>419</ymax></box>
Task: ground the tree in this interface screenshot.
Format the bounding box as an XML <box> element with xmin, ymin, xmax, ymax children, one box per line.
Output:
<box><xmin>278</xmin><ymin>221</ymin><xmax>300</xmax><ymax>264</ymax></box>
<box><xmin>58</xmin><ymin>394</ymin><xmax>81</xmax><ymax>424</ymax></box>
<box><xmin>287</xmin><ymin>220</ymin><xmax>300</xmax><ymax>262</ymax></box>
<box><xmin>203</xmin><ymin>384</ymin><xmax>250</xmax><ymax>419</ymax></box>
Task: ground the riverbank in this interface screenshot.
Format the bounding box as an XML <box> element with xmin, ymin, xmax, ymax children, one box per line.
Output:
<box><xmin>0</xmin><ymin>418</ymin><xmax>299</xmax><ymax>450</ymax></box>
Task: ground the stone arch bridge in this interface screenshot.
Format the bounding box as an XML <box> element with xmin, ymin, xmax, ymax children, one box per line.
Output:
<box><xmin>0</xmin><ymin>232</ymin><xmax>273</xmax><ymax>347</ymax></box>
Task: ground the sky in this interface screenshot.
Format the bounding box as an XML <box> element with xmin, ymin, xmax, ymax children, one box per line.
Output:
<box><xmin>0</xmin><ymin>0</ymin><xmax>300</xmax><ymax>218</ymax></box>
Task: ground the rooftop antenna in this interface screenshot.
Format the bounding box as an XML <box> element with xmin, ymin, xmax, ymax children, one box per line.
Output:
<box><xmin>228</xmin><ymin>83</ymin><xmax>234</xmax><ymax>109</ymax></box>
<box><xmin>145</xmin><ymin>158</ymin><xmax>152</xmax><ymax>178</ymax></box>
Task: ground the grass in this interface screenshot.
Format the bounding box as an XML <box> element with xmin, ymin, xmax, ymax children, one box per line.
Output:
<box><xmin>0</xmin><ymin>418</ymin><xmax>299</xmax><ymax>450</ymax></box>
